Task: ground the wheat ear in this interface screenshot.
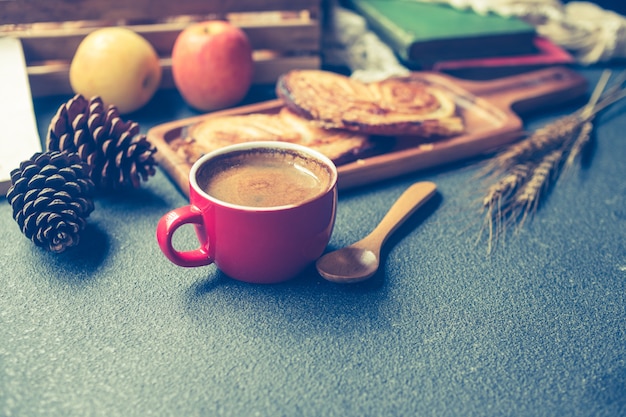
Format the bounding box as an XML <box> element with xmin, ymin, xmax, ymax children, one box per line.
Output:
<box><xmin>515</xmin><ymin>147</ymin><xmax>567</xmax><ymax>228</ymax></box>
<box><xmin>481</xmin><ymin>162</ymin><xmax>533</xmax><ymax>253</ymax></box>
<box><xmin>483</xmin><ymin>163</ymin><xmax>532</xmax><ymax>210</ymax></box>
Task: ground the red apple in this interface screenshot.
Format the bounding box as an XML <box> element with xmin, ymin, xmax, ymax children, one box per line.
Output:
<box><xmin>171</xmin><ymin>20</ymin><xmax>254</xmax><ymax>112</ymax></box>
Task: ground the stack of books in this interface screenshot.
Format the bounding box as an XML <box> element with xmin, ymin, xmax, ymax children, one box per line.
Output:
<box><xmin>345</xmin><ymin>0</ymin><xmax>574</xmax><ymax>79</ymax></box>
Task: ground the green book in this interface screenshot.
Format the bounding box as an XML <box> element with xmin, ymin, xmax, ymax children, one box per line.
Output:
<box><xmin>346</xmin><ymin>0</ymin><xmax>537</xmax><ymax>67</ymax></box>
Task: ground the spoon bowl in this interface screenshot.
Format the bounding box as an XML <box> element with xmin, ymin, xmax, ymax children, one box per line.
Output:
<box><xmin>316</xmin><ymin>246</ymin><xmax>379</xmax><ymax>283</ymax></box>
<box><xmin>316</xmin><ymin>181</ymin><xmax>437</xmax><ymax>283</ymax></box>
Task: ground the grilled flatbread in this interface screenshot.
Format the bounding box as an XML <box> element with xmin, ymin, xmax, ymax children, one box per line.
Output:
<box><xmin>174</xmin><ymin>107</ymin><xmax>381</xmax><ymax>165</ymax></box>
<box><xmin>276</xmin><ymin>69</ymin><xmax>464</xmax><ymax>137</ymax></box>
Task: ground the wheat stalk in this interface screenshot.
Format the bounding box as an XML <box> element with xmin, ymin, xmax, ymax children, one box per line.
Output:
<box><xmin>564</xmin><ymin>70</ymin><xmax>626</xmax><ymax>168</ymax></box>
<box><xmin>483</xmin><ymin>113</ymin><xmax>581</xmax><ymax>176</ymax></box>
<box><xmin>484</xmin><ymin>70</ymin><xmax>626</xmax><ymax>177</ymax></box>
<box><xmin>478</xmin><ymin>69</ymin><xmax>626</xmax><ymax>252</ymax></box>
<box><xmin>564</xmin><ymin>120</ymin><xmax>594</xmax><ymax>169</ymax></box>
<box><xmin>563</xmin><ymin>70</ymin><xmax>611</xmax><ymax>169</ymax></box>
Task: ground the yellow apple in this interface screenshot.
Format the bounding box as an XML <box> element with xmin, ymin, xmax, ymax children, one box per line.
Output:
<box><xmin>171</xmin><ymin>20</ymin><xmax>254</xmax><ymax>112</ymax></box>
<box><xmin>69</xmin><ymin>27</ymin><xmax>162</xmax><ymax>114</ymax></box>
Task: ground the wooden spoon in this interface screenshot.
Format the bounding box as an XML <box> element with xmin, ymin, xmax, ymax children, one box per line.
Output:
<box><xmin>316</xmin><ymin>181</ymin><xmax>437</xmax><ymax>283</ymax></box>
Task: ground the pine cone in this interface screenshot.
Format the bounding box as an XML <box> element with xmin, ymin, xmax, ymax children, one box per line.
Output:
<box><xmin>6</xmin><ymin>151</ymin><xmax>95</xmax><ymax>253</ymax></box>
<box><xmin>46</xmin><ymin>94</ymin><xmax>157</xmax><ymax>190</ymax></box>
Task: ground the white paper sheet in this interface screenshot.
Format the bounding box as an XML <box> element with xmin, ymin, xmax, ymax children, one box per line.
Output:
<box><xmin>0</xmin><ymin>36</ymin><xmax>43</xmax><ymax>196</ymax></box>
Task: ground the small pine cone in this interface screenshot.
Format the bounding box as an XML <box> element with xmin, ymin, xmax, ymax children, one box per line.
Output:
<box><xmin>46</xmin><ymin>94</ymin><xmax>157</xmax><ymax>190</ymax></box>
<box><xmin>5</xmin><ymin>151</ymin><xmax>95</xmax><ymax>253</ymax></box>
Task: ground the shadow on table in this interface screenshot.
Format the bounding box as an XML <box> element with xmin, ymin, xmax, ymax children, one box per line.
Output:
<box><xmin>183</xmin><ymin>190</ymin><xmax>442</xmax><ymax>332</ymax></box>
<box><xmin>32</xmin><ymin>222</ymin><xmax>110</xmax><ymax>284</ymax></box>
<box><xmin>189</xmin><ymin>189</ymin><xmax>441</xmax><ymax>294</ymax></box>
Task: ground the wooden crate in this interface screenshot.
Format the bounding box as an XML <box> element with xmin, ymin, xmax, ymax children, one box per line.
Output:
<box><xmin>0</xmin><ymin>0</ymin><xmax>322</xmax><ymax>97</ymax></box>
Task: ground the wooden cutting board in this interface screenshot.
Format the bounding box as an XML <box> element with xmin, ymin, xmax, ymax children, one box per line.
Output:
<box><xmin>147</xmin><ymin>66</ymin><xmax>587</xmax><ymax>196</ymax></box>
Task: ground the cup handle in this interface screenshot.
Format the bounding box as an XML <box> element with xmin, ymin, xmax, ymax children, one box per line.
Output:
<box><xmin>156</xmin><ymin>205</ymin><xmax>214</xmax><ymax>267</ymax></box>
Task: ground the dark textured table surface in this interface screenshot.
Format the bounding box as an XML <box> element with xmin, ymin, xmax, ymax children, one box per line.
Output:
<box><xmin>2</xmin><ymin>67</ymin><xmax>625</xmax><ymax>417</ymax></box>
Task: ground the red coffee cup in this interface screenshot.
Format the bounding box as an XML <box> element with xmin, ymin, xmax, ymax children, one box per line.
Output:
<box><xmin>156</xmin><ymin>141</ymin><xmax>338</xmax><ymax>284</ymax></box>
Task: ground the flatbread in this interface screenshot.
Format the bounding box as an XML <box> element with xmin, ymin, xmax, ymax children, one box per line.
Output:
<box><xmin>276</xmin><ymin>69</ymin><xmax>464</xmax><ymax>137</ymax></box>
<box><xmin>173</xmin><ymin>107</ymin><xmax>381</xmax><ymax>166</ymax></box>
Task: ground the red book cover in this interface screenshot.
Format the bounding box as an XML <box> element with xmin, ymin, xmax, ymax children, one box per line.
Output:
<box><xmin>431</xmin><ymin>37</ymin><xmax>575</xmax><ymax>80</ymax></box>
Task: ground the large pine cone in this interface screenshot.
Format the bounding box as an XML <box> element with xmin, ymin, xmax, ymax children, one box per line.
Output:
<box><xmin>46</xmin><ymin>94</ymin><xmax>157</xmax><ymax>190</ymax></box>
<box><xmin>6</xmin><ymin>151</ymin><xmax>95</xmax><ymax>253</ymax></box>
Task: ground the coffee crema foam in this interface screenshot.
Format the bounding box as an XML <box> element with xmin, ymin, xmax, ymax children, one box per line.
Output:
<box><xmin>198</xmin><ymin>148</ymin><xmax>333</xmax><ymax>208</ymax></box>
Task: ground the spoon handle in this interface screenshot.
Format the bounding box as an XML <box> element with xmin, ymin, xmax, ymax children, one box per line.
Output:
<box><xmin>364</xmin><ymin>181</ymin><xmax>437</xmax><ymax>249</ymax></box>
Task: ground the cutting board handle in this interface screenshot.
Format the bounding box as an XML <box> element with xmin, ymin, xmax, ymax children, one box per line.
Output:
<box><xmin>454</xmin><ymin>66</ymin><xmax>588</xmax><ymax>115</ymax></box>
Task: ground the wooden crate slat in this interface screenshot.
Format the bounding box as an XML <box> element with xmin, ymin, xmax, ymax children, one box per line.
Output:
<box><xmin>251</xmin><ymin>55</ymin><xmax>321</xmax><ymax>84</ymax></box>
<box><xmin>27</xmin><ymin>55</ymin><xmax>321</xmax><ymax>97</ymax></box>
<box><xmin>245</xmin><ymin>23</ymin><xmax>320</xmax><ymax>56</ymax></box>
<box><xmin>0</xmin><ymin>0</ymin><xmax>319</xmax><ymax>25</ymax></box>
<box><xmin>27</xmin><ymin>62</ymin><xmax>71</xmax><ymax>97</ymax></box>
<box><xmin>15</xmin><ymin>20</ymin><xmax>320</xmax><ymax>62</ymax></box>
<box><xmin>4</xmin><ymin>1</ymin><xmax>321</xmax><ymax>98</ymax></box>
<box><xmin>160</xmin><ymin>55</ymin><xmax>321</xmax><ymax>88</ymax></box>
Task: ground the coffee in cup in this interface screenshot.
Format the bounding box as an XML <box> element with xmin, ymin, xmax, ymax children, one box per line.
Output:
<box><xmin>156</xmin><ymin>141</ymin><xmax>338</xmax><ymax>284</ymax></box>
<box><xmin>197</xmin><ymin>147</ymin><xmax>333</xmax><ymax>208</ymax></box>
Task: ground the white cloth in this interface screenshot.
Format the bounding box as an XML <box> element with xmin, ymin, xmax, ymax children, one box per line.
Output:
<box><xmin>323</xmin><ymin>4</ymin><xmax>410</xmax><ymax>81</ymax></box>
<box><xmin>402</xmin><ymin>0</ymin><xmax>626</xmax><ymax>64</ymax></box>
